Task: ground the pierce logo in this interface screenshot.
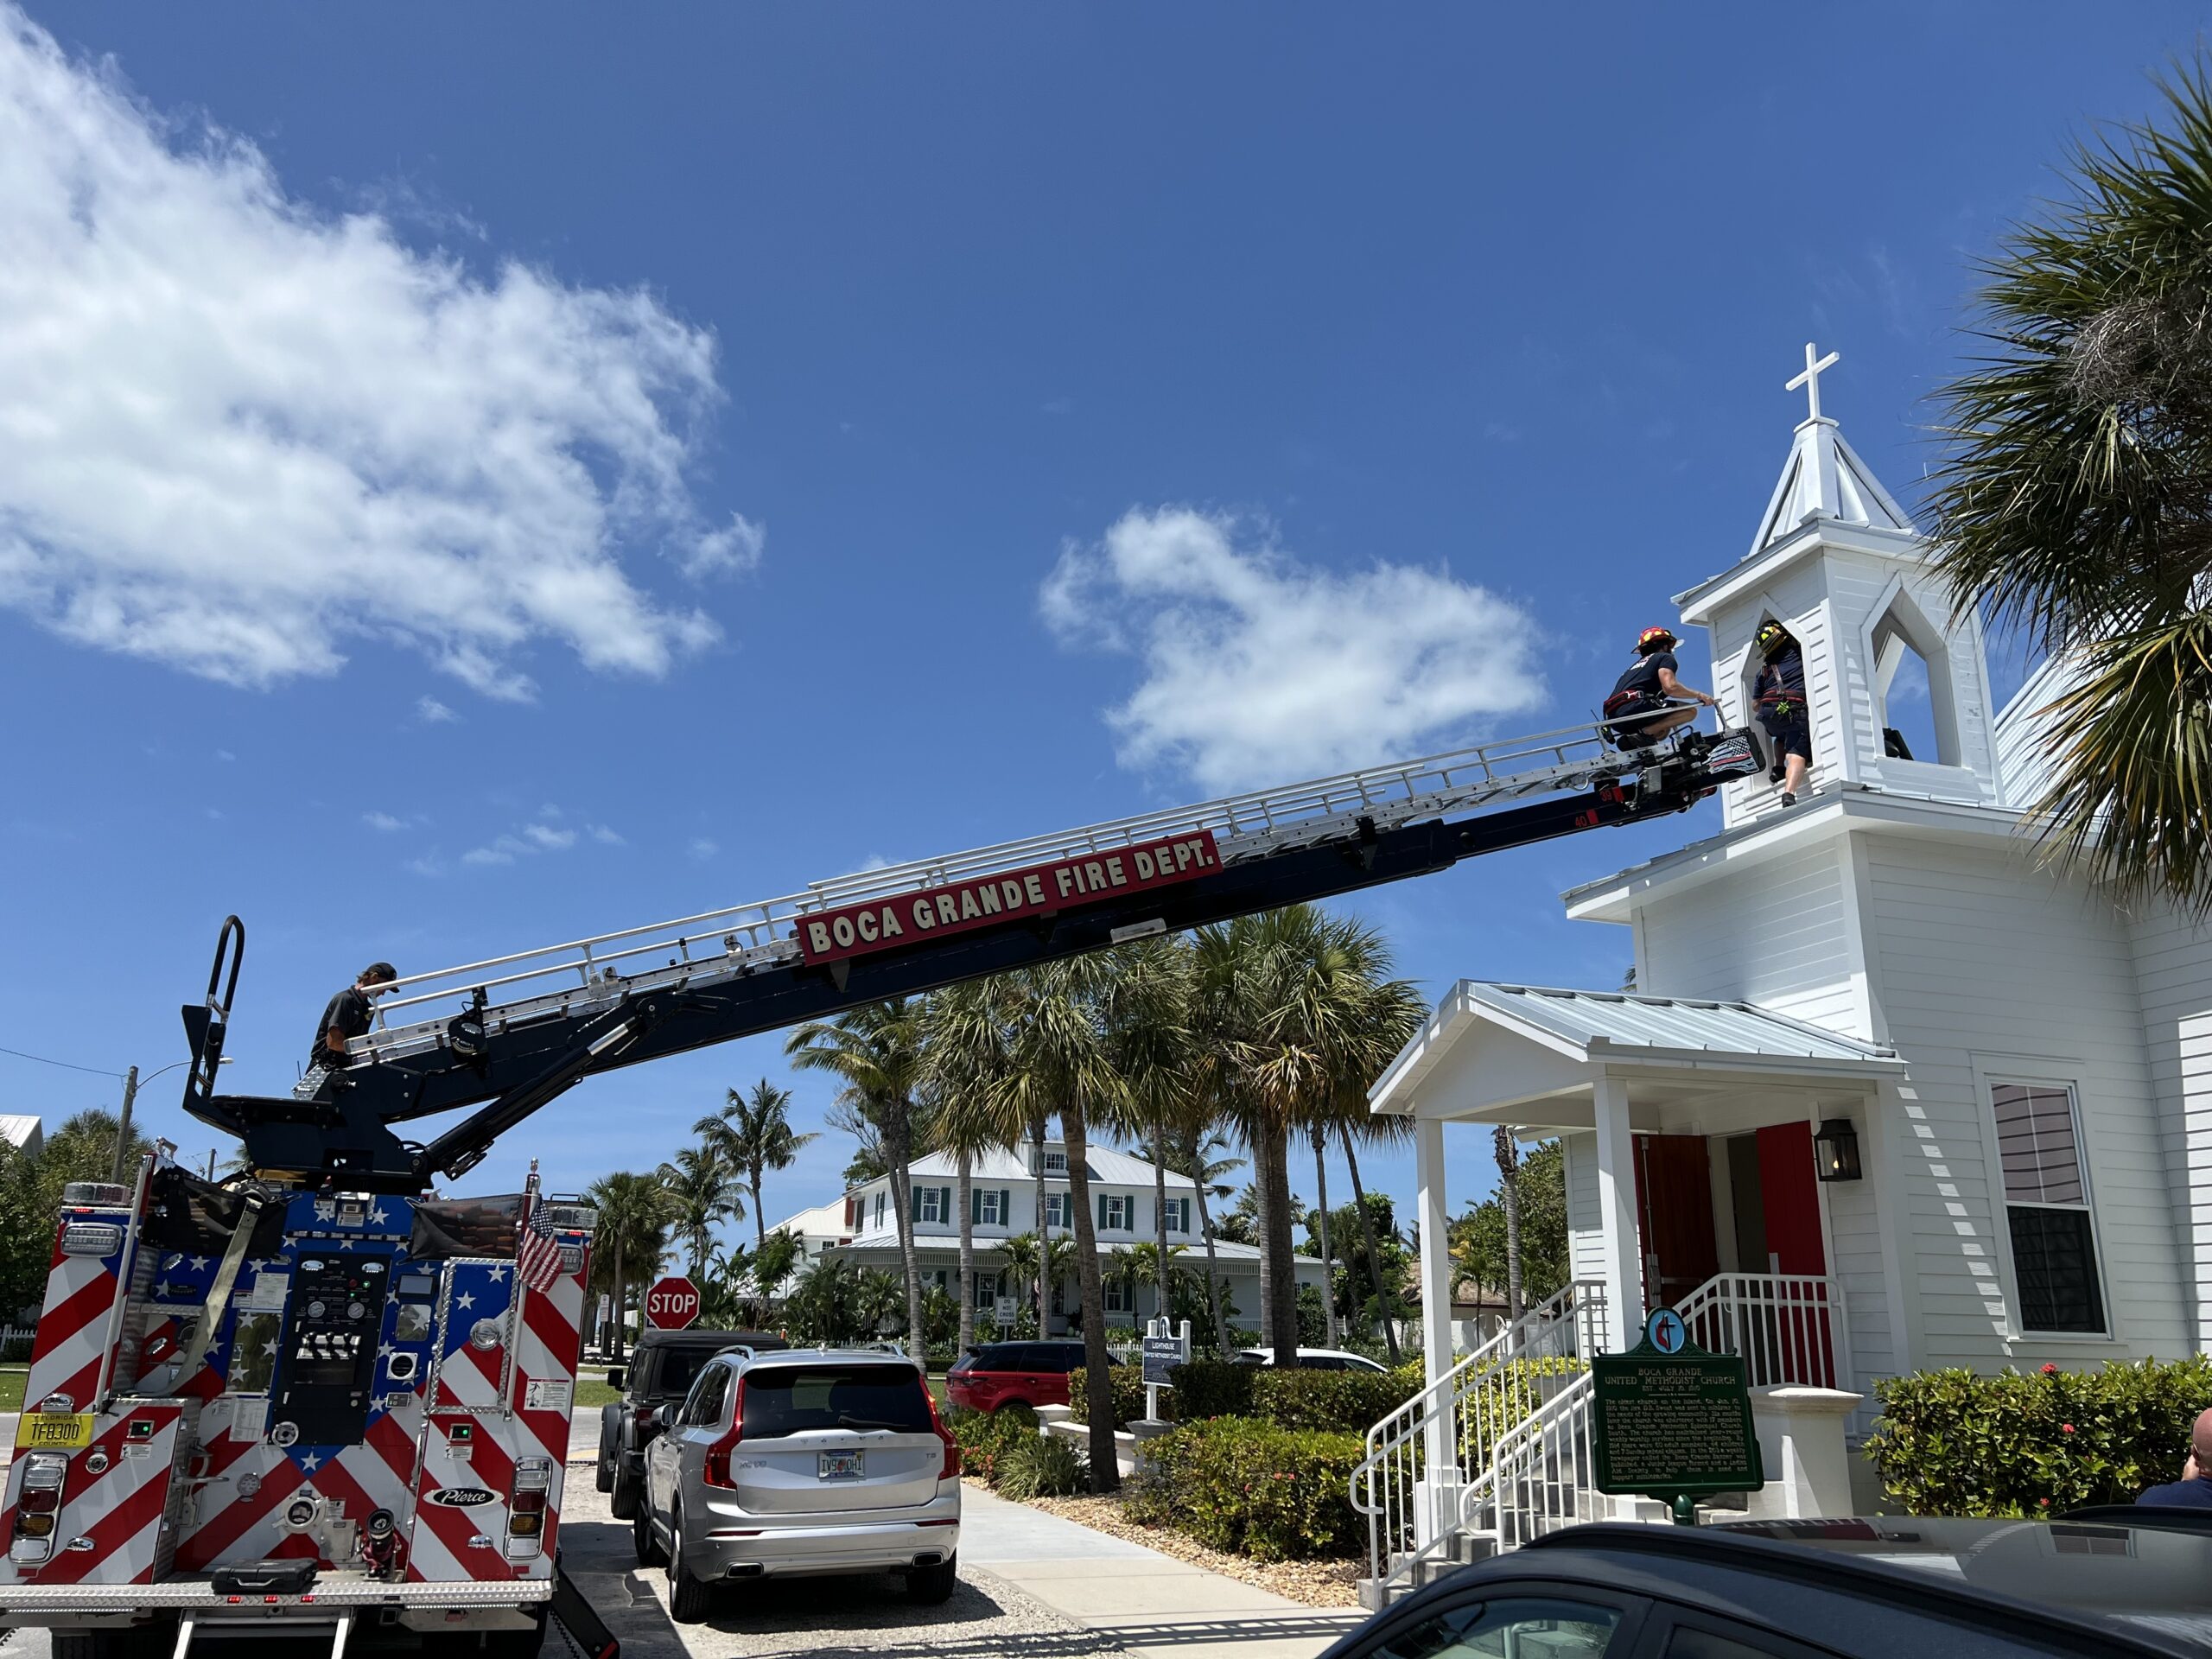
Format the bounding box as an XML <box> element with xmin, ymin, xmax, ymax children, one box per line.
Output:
<box><xmin>427</xmin><ymin>1486</ymin><xmax>497</xmax><ymax>1508</ymax></box>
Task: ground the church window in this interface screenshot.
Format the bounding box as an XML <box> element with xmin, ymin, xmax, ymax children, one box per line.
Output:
<box><xmin>1989</xmin><ymin>1081</ymin><xmax>2106</xmax><ymax>1335</ymax></box>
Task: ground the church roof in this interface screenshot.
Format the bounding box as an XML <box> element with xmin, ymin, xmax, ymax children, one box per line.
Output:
<box><xmin>1675</xmin><ymin>346</ymin><xmax>1918</xmax><ymax>620</ymax></box>
<box><xmin>1452</xmin><ymin>982</ymin><xmax>1897</xmax><ymax>1067</ymax></box>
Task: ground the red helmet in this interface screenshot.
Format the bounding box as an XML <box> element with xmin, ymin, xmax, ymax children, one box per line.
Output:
<box><xmin>1636</xmin><ymin>626</ymin><xmax>1679</xmax><ymax>655</ymax></box>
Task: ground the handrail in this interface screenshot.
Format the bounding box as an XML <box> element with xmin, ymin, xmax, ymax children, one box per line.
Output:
<box><xmin>1673</xmin><ymin>1271</ymin><xmax>1848</xmax><ymax>1392</ymax></box>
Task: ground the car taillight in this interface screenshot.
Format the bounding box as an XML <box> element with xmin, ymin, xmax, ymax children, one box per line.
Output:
<box><xmin>702</xmin><ymin>1377</ymin><xmax>744</xmax><ymax>1489</ymax></box>
<box><xmin>505</xmin><ymin>1458</ymin><xmax>551</xmax><ymax>1558</ymax></box>
<box><xmin>923</xmin><ymin>1384</ymin><xmax>961</xmax><ymax>1481</ymax></box>
<box><xmin>633</xmin><ymin>1405</ymin><xmax>658</xmax><ymax>1433</ymax></box>
<box><xmin>11</xmin><ymin>1455</ymin><xmax>67</xmax><ymax>1562</ymax></box>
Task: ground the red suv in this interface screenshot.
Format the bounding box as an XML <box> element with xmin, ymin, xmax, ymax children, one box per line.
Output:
<box><xmin>946</xmin><ymin>1340</ymin><xmax>1109</xmax><ymax>1412</ymax></box>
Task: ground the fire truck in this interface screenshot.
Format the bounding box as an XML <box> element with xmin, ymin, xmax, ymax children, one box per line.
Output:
<box><xmin>0</xmin><ymin>714</ymin><xmax>1762</xmax><ymax>1656</ymax></box>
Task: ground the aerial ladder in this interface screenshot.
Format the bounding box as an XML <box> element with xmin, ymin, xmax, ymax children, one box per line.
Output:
<box><xmin>0</xmin><ymin>706</ymin><xmax>1757</xmax><ymax>1658</ymax></box>
<box><xmin>185</xmin><ymin>711</ymin><xmax>1764</xmax><ymax>1192</ymax></box>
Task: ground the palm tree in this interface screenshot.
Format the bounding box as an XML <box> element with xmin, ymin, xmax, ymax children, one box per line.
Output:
<box><xmin>1104</xmin><ymin>935</ymin><xmax>1196</xmax><ymax>1338</ymax></box>
<box><xmin>1195</xmin><ymin>906</ymin><xmax>1412</xmax><ymax>1367</ymax></box>
<box><xmin>656</xmin><ymin>1146</ymin><xmax>743</xmax><ymax>1280</ymax></box>
<box><xmin>697</xmin><ymin>1079</ymin><xmax>819</xmax><ymax>1249</ymax></box>
<box><xmin>921</xmin><ymin>979</ymin><xmax>1029</xmax><ymax>1357</ymax></box>
<box><xmin>1493</xmin><ymin>1125</ymin><xmax>1524</xmax><ymax>1320</ymax></box>
<box><xmin>788</xmin><ymin>1001</ymin><xmax>931</xmax><ymax>1356</ymax></box>
<box><xmin>1152</xmin><ymin>1126</ymin><xmax>1244</xmax><ymax>1355</ymax></box>
<box><xmin>1927</xmin><ymin>67</ymin><xmax>2212</xmax><ymax>912</ymax></box>
<box><xmin>1308</xmin><ymin>1128</ymin><xmax>1339</xmax><ymax>1350</ymax></box>
<box><xmin>584</xmin><ymin>1171</ymin><xmax>672</xmax><ymax>1359</ymax></box>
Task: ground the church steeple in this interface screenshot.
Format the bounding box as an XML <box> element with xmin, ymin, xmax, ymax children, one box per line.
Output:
<box><xmin>1748</xmin><ymin>344</ymin><xmax>1915</xmax><ymax>556</ymax></box>
<box><xmin>1676</xmin><ymin>344</ymin><xmax>2000</xmax><ymax>829</ymax></box>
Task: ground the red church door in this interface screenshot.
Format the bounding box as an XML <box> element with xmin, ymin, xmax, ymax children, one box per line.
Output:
<box><xmin>1752</xmin><ymin>1121</ymin><xmax>1835</xmax><ymax>1385</ymax></box>
<box><xmin>1633</xmin><ymin>1134</ymin><xmax>1719</xmax><ymax>1313</ymax></box>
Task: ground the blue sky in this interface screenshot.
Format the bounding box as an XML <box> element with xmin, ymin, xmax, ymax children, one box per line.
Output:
<box><xmin>1</xmin><ymin>3</ymin><xmax>2200</xmax><ymax>1249</ymax></box>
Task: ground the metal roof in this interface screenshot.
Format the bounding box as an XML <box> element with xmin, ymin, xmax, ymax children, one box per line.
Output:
<box><xmin>1463</xmin><ymin>982</ymin><xmax>1897</xmax><ymax>1065</ymax></box>
<box><xmin>904</xmin><ymin>1144</ymin><xmax>1196</xmax><ymax>1191</ymax></box>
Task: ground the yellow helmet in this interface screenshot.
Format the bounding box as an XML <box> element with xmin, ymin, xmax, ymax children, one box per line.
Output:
<box><xmin>1755</xmin><ymin>621</ymin><xmax>1792</xmax><ymax>658</ymax></box>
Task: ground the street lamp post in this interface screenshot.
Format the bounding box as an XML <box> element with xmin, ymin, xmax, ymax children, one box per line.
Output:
<box><xmin>112</xmin><ymin>1058</ymin><xmax>230</xmax><ymax>1185</ymax></box>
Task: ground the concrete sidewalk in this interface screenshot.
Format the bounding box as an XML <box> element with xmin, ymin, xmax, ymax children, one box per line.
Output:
<box><xmin>960</xmin><ymin>1486</ymin><xmax>1365</xmax><ymax>1659</ymax></box>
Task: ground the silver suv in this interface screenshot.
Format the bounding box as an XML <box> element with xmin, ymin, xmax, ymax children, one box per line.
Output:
<box><xmin>634</xmin><ymin>1347</ymin><xmax>963</xmax><ymax>1622</ymax></box>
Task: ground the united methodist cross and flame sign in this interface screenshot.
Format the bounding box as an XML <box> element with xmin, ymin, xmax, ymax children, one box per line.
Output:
<box><xmin>792</xmin><ymin>831</ymin><xmax>1222</xmax><ymax>966</ymax></box>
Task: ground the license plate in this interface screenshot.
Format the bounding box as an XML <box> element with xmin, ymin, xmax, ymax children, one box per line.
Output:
<box><xmin>817</xmin><ymin>1450</ymin><xmax>863</xmax><ymax>1481</ymax></box>
<box><xmin>16</xmin><ymin>1414</ymin><xmax>93</xmax><ymax>1451</ymax></box>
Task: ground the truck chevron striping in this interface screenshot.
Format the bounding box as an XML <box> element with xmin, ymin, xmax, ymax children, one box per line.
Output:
<box><xmin>795</xmin><ymin>830</ymin><xmax>1221</xmax><ymax>964</ymax></box>
<box><xmin>0</xmin><ymin>1165</ymin><xmax>596</xmax><ymax>1650</ymax></box>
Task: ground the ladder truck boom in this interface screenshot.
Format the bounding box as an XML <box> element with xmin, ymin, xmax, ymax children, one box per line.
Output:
<box><xmin>183</xmin><ymin>715</ymin><xmax>1765</xmax><ymax>1192</ymax></box>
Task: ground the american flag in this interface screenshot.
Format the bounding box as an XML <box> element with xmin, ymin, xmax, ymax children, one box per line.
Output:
<box><xmin>517</xmin><ymin>1202</ymin><xmax>566</xmax><ymax>1294</ymax></box>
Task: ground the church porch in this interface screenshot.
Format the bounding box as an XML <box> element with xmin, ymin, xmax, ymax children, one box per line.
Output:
<box><xmin>1370</xmin><ymin>981</ymin><xmax>1908</xmax><ymax>1400</ymax></box>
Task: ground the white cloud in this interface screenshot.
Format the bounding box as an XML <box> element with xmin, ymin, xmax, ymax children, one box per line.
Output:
<box><xmin>363</xmin><ymin>810</ymin><xmax>409</xmax><ymax>832</ymax></box>
<box><xmin>461</xmin><ymin>809</ymin><xmax>612</xmax><ymax>867</ymax></box>
<box><xmin>0</xmin><ymin>7</ymin><xmax>755</xmax><ymax>696</ymax></box>
<box><xmin>416</xmin><ymin>696</ymin><xmax>460</xmax><ymax>725</ymax></box>
<box><xmin>689</xmin><ymin>837</ymin><xmax>719</xmax><ymax>861</ymax></box>
<box><xmin>1042</xmin><ymin>507</ymin><xmax>1547</xmax><ymax>793</ymax></box>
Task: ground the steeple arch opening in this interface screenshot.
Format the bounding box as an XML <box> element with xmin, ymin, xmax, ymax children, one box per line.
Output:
<box><xmin>1860</xmin><ymin>575</ymin><xmax>1962</xmax><ymax>768</ymax></box>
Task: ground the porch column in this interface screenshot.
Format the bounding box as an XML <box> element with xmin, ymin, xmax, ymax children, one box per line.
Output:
<box><xmin>1590</xmin><ymin>1072</ymin><xmax>1639</xmax><ymax>1353</ymax></box>
<box><xmin>1414</xmin><ymin>1114</ymin><xmax>1459</xmax><ymax>1546</ymax></box>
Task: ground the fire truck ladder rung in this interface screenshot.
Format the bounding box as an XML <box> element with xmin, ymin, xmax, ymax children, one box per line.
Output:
<box><xmin>349</xmin><ymin>709</ymin><xmax>1688</xmax><ymax>1066</ymax></box>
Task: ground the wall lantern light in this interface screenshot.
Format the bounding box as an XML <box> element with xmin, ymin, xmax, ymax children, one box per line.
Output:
<box><xmin>1814</xmin><ymin>1118</ymin><xmax>1862</xmax><ymax>1183</ymax></box>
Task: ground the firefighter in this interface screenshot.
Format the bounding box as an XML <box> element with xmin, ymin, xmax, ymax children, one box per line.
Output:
<box><xmin>1752</xmin><ymin>621</ymin><xmax>1812</xmax><ymax>806</ymax></box>
<box><xmin>310</xmin><ymin>961</ymin><xmax>397</xmax><ymax>1073</ymax></box>
<box><xmin>1604</xmin><ymin>626</ymin><xmax>1715</xmax><ymax>748</ymax></box>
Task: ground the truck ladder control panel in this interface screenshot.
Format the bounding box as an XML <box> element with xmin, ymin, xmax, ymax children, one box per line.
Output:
<box><xmin>181</xmin><ymin>715</ymin><xmax>1764</xmax><ymax>1192</ymax></box>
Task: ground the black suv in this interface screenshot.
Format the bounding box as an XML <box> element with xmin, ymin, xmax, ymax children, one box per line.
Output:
<box><xmin>594</xmin><ymin>1327</ymin><xmax>786</xmax><ymax>1517</ymax></box>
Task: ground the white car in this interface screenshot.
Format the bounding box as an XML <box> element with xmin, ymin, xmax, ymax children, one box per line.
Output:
<box><xmin>1235</xmin><ymin>1345</ymin><xmax>1389</xmax><ymax>1373</ymax></box>
<box><xmin>635</xmin><ymin>1347</ymin><xmax>963</xmax><ymax>1621</ymax></box>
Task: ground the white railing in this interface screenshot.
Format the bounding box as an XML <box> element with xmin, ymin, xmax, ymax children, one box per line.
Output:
<box><xmin>1483</xmin><ymin>1370</ymin><xmax>1600</xmax><ymax>1550</ymax></box>
<box><xmin>349</xmin><ymin>711</ymin><xmax>1723</xmax><ymax>1065</ymax></box>
<box><xmin>1352</xmin><ymin>1280</ymin><xmax>1605</xmax><ymax>1593</ymax></box>
<box><xmin>1675</xmin><ymin>1273</ymin><xmax>1847</xmax><ymax>1391</ymax></box>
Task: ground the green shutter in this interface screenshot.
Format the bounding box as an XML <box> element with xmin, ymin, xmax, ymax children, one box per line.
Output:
<box><xmin>1000</xmin><ymin>1188</ymin><xmax>1011</xmax><ymax>1226</ymax></box>
<box><xmin>939</xmin><ymin>1185</ymin><xmax>952</xmax><ymax>1224</ymax></box>
<box><xmin>971</xmin><ymin>1188</ymin><xmax>982</xmax><ymax>1225</ymax></box>
<box><xmin>1099</xmin><ymin>1192</ymin><xmax>1110</xmax><ymax>1230</ymax></box>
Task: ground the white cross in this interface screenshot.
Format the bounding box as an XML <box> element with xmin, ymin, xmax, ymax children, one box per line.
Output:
<box><xmin>1787</xmin><ymin>341</ymin><xmax>1840</xmax><ymax>422</ymax></box>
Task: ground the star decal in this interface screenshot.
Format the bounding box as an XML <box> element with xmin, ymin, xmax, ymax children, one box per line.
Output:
<box><xmin>486</xmin><ymin>1267</ymin><xmax>507</xmax><ymax>1283</ymax></box>
<box><xmin>378</xmin><ymin>1343</ymin><xmax>394</xmax><ymax>1359</ymax></box>
<box><xmin>188</xmin><ymin>1256</ymin><xmax>210</xmax><ymax>1272</ymax></box>
<box><xmin>370</xmin><ymin>1208</ymin><xmax>390</xmax><ymax>1226</ymax></box>
<box><xmin>456</xmin><ymin>1293</ymin><xmax>475</xmax><ymax>1310</ymax></box>
<box><xmin>337</xmin><ymin>1237</ymin><xmax>355</xmax><ymax>1251</ymax></box>
<box><xmin>246</xmin><ymin>1259</ymin><xmax>266</xmax><ymax>1274</ymax></box>
<box><xmin>298</xmin><ymin>1452</ymin><xmax>321</xmax><ymax>1471</ymax></box>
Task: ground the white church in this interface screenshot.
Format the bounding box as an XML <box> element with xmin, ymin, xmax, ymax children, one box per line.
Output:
<box><xmin>1361</xmin><ymin>348</ymin><xmax>2211</xmax><ymax>1571</ymax></box>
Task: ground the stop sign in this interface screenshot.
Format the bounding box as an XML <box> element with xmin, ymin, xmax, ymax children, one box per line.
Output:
<box><xmin>645</xmin><ymin>1275</ymin><xmax>701</xmax><ymax>1330</ymax></box>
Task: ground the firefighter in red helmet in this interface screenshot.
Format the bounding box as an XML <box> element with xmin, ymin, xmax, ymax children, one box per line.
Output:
<box><xmin>1603</xmin><ymin>626</ymin><xmax>1715</xmax><ymax>748</ymax></box>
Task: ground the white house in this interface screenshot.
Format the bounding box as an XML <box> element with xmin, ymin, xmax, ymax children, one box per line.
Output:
<box><xmin>1364</xmin><ymin>350</ymin><xmax>2212</xmax><ymax>1564</ymax></box>
<box><xmin>818</xmin><ymin>1139</ymin><xmax>1326</xmax><ymax>1334</ymax></box>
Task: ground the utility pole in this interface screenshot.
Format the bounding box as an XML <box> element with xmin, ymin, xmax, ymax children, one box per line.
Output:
<box><xmin>111</xmin><ymin>1065</ymin><xmax>139</xmax><ymax>1185</ymax></box>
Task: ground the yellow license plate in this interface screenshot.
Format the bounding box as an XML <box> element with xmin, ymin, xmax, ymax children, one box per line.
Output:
<box><xmin>16</xmin><ymin>1414</ymin><xmax>93</xmax><ymax>1450</ymax></box>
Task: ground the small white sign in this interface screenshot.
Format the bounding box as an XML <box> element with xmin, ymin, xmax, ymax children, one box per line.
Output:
<box><xmin>993</xmin><ymin>1296</ymin><xmax>1017</xmax><ymax>1324</ymax></box>
<box><xmin>243</xmin><ymin>1273</ymin><xmax>289</xmax><ymax>1313</ymax></box>
<box><xmin>231</xmin><ymin>1399</ymin><xmax>269</xmax><ymax>1442</ymax></box>
<box><xmin>524</xmin><ymin>1378</ymin><xmax>573</xmax><ymax>1413</ymax></box>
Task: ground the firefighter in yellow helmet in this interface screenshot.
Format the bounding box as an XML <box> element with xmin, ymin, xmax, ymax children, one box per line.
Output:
<box><xmin>1752</xmin><ymin>620</ymin><xmax>1812</xmax><ymax>806</ymax></box>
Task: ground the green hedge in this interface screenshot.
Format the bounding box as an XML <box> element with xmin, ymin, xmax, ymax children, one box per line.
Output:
<box><xmin>1070</xmin><ymin>1365</ymin><xmax>1154</xmax><ymax>1428</ymax></box>
<box><xmin>947</xmin><ymin>1402</ymin><xmax>1037</xmax><ymax>1487</ymax></box>
<box><xmin>1077</xmin><ymin>1359</ymin><xmax>1423</xmax><ymax>1433</ymax></box>
<box><xmin>1127</xmin><ymin>1418</ymin><xmax>1364</xmax><ymax>1560</ymax></box>
<box><xmin>1866</xmin><ymin>1357</ymin><xmax>2212</xmax><ymax>1516</ymax></box>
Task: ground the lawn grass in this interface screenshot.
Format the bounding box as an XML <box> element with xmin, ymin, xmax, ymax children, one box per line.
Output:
<box><xmin>0</xmin><ymin>1367</ymin><xmax>25</xmax><ymax>1412</ymax></box>
<box><xmin>574</xmin><ymin>1376</ymin><xmax>621</xmax><ymax>1411</ymax></box>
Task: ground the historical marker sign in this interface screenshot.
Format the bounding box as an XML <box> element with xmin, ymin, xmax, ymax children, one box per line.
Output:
<box><xmin>1592</xmin><ymin>1308</ymin><xmax>1763</xmax><ymax>1519</ymax></box>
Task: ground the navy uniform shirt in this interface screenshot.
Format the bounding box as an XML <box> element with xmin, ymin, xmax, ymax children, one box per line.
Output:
<box><xmin>2138</xmin><ymin>1476</ymin><xmax>2212</xmax><ymax>1508</ymax></box>
<box><xmin>310</xmin><ymin>984</ymin><xmax>373</xmax><ymax>1071</ymax></box>
<box><xmin>1611</xmin><ymin>652</ymin><xmax>1676</xmax><ymax>702</ymax></box>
